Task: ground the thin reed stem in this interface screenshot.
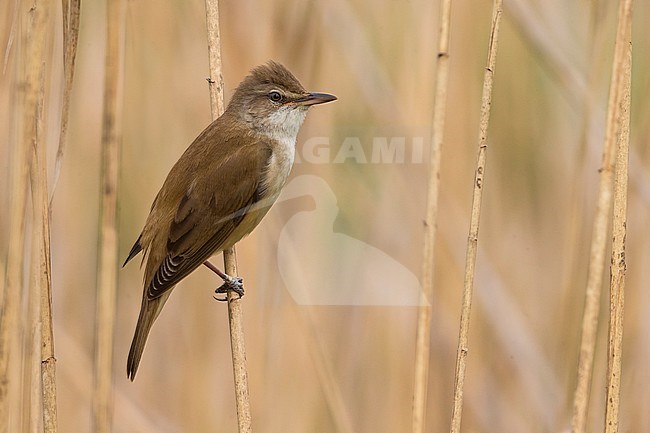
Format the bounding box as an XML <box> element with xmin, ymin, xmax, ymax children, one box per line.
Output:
<box><xmin>570</xmin><ymin>1</ymin><xmax>632</xmax><ymax>431</ymax></box>
<box><xmin>604</xmin><ymin>1</ymin><xmax>632</xmax><ymax>431</ymax></box>
<box><xmin>565</xmin><ymin>5</ymin><xmax>608</xmax><ymax>433</ymax></box>
<box><xmin>449</xmin><ymin>2</ymin><xmax>502</xmax><ymax>432</ymax></box>
<box><xmin>92</xmin><ymin>0</ymin><xmax>124</xmax><ymax>431</ymax></box>
<box><xmin>412</xmin><ymin>1</ymin><xmax>452</xmax><ymax>432</ymax></box>
<box><xmin>204</xmin><ymin>1</ymin><xmax>252</xmax><ymax>431</ymax></box>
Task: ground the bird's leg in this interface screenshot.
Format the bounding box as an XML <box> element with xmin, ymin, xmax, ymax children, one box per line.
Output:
<box><xmin>203</xmin><ymin>260</ymin><xmax>244</xmax><ymax>301</ymax></box>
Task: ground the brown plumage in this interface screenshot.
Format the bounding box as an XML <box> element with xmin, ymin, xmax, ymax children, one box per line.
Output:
<box><xmin>124</xmin><ymin>61</ymin><xmax>336</xmax><ymax>380</ymax></box>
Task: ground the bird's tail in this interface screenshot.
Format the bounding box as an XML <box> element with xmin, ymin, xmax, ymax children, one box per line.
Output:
<box><xmin>127</xmin><ymin>291</ymin><xmax>171</xmax><ymax>380</ymax></box>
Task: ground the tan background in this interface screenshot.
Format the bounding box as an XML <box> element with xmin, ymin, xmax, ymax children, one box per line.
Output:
<box><xmin>1</xmin><ymin>0</ymin><xmax>650</xmax><ymax>431</ymax></box>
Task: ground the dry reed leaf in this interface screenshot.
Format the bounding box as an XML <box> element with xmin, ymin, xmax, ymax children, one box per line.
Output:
<box><xmin>29</xmin><ymin>33</ymin><xmax>58</xmax><ymax>432</ymax></box>
<box><xmin>0</xmin><ymin>1</ymin><xmax>49</xmax><ymax>431</ymax></box>
<box><xmin>50</xmin><ymin>0</ymin><xmax>81</xmax><ymax>206</ymax></box>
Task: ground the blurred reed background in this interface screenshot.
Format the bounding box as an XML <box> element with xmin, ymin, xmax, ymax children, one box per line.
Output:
<box><xmin>1</xmin><ymin>0</ymin><xmax>649</xmax><ymax>431</ymax></box>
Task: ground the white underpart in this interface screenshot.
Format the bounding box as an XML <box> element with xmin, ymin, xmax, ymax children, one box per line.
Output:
<box><xmin>260</xmin><ymin>106</ymin><xmax>308</xmax><ymax>201</ymax></box>
<box><xmin>222</xmin><ymin>105</ymin><xmax>308</xmax><ymax>247</ymax></box>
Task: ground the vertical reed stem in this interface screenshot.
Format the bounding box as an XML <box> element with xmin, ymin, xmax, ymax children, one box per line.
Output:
<box><xmin>570</xmin><ymin>1</ymin><xmax>632</xmax><ymax>431</ymax></box>
<box><xmin>204</xmin><ymin>1</ymin><xmax>252</xmax><ymax>431</ymax></box>
<box><xmin>449</xmin><ymin>2</ymin><xmax>502</xmax><ymax>432</ymax></box>
<box><xmin>412</xmin><ymin>1</ymin><xmax>452</xmax><ymax>432</ymax></box>
<box><xmin>92</xmin><ymin>0</ymin><xmax>124</xmax><ymax>431</ymax></box>
<box><xmin>604</xmin><ymin>1</ymin><xmax>632</xmax><ymax>431</ymax></box>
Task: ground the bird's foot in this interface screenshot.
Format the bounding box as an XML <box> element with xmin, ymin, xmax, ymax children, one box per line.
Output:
<box><xmin>213</xmin><ymin>275</ymin><xmax>244</xmax><ymax>302</ymax></box>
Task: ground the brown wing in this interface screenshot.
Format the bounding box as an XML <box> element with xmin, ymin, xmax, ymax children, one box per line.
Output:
<box><xmin>145</xmin><ymin>143</ymin><xmax>271</xmax><ymax>300</ymax></box>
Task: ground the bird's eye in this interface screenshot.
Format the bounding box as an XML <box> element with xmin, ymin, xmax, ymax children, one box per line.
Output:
<box><xmin>268</xmin><ymin>91</ymin><xmax>283</xmax><ymax>103</ymax></box>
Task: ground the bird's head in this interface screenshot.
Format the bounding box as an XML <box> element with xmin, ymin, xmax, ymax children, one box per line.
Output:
<box><xmin>226</xmin><ymin>61</ymin><xmax>336</xmax><ymax>140</ymax></box>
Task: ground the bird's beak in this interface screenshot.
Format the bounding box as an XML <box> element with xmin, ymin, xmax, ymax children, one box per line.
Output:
<box><xmin>296</xmin><ymin>92</ymin><xmax>337</xmax><ymax>106</ymax></box>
